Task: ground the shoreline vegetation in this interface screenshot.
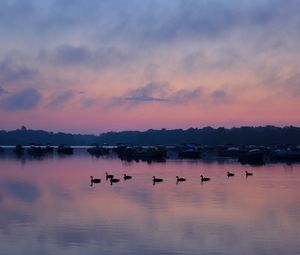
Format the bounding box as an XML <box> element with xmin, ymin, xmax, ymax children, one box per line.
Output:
<box><xmin>1</xmin><ymin>125</ymin><xmax>300</xmax><ymax>146</ymax></box>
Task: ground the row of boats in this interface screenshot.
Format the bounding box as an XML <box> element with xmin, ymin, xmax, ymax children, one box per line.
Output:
<box><xmin>90</xmin><ymin>170</ymin><xmax>253</xmax><ymax>186</ymax></box>
<box><xmin>1</xmin><ymin>144</ymin><xmax>300</xmax><ymax>165</ymax></box>
<box><xmin>89</xmin><ymin>144</ymin><xmax>300</xmax><ymax>165</ymax></box>
<box><xmin>0</xmin><ymin>144</ymin><xmax>74</xmax><ymax>156</ymax></box>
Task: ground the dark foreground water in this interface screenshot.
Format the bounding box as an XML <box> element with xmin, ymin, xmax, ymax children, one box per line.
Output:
<box><xmin>0</xmin><ymin>152</ymin><xmax>300</xmax><ymax>255</ymax></box>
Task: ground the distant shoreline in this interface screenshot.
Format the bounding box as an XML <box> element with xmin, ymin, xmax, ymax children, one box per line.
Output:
<box><xmin>1</xmin><ymin>125</ymin><xmax>300</xmax><ymax>146</ymax></box>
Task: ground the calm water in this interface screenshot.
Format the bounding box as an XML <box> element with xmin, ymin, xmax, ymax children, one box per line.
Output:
<box><xmin>0</xmin><ymin>151</ymin><xmax>300</xmax><ymax>255</ymax></box>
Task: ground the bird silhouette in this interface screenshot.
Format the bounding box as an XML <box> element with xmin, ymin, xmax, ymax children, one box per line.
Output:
<box><xmin>90</xmin><ymin>176</ymin><xmax>101</xmax><ymax>186</ymax></box>
<box><xmin>227</xmin><ymin>171</ymin><xmax>235</xmax><ymax>177</ymax></box>
<box><xmin>153</xmin><ymin>176</ymin><xmax>163</xmax><ymax>183</ymax></box>
<box><xmin>176</xmin><ymin>176</ymin><xmax>186</xmax><ymax>183</ymax></box>
<box><xmin>106</xmin><ymin>172</ymin><xmax>114</xmax><ymax>180</ymax></box>
<box><xmin>110</xmin><ymin>178</ymin><xmax>120</xmax><ymax>185</ymax></box>
<box><xmin>200</xmin><ymin>175</ymin><xmax>210</xmax><ymax>182</ymax></box>
<box><xmin>246</xmin><ymin>171</ymin><xmax>253</xmax><ymax>177</ymax></box>
<box><xmin>123</xmin><ymin>174</ymin><xmax>132</xmax><ymax>180</ymax></box>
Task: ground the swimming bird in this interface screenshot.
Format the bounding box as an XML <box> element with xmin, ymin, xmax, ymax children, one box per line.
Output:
<box><xmin>246</xmin><ymin>171</ymin><xmax>253</xmax><ymax>176</ymax></box>
<box><xmin>90</xmin><ymin>176</ymin><xmax>101</xmax><ymax>184</ymax></box>
<box><xmin>110</xmin><ymin>178</ymin><xmax>120</xmax><ymax>185</ymax></box>
<box><xmin>200</xmin><ymin>175</ymin><xmax>210</xmax><ymax>182</ymax></box>
<box><xmin>227</xmin><ymin>171</ymin><xmax>235</xmax><ymax>177</ymax></box>
<box><xmin>106</xmin><ymin>172</ymin><xmax>114</xmax><ymax>180</ymax></box>
<box><xmin>123</xmin><ymin>174</ymin><xmax>132</xmax><ymax>180</ymax></box>
<box><xmin>153</xmin><ymin>176</ymin><xmax>163</xmax><ymax>182</ymax></box>
<box><xmin>176</xmin><ymin>176</ymin><xmax>186</xmax><ymax>182</ymax></box>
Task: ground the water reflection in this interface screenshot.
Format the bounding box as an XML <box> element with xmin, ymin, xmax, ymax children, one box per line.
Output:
<box><xmin>0</xmin><ymin>154</ymin><xmax>300</xmax><ymax>254</ymax></box>
<box><xmin>0</xmin><ymin>180</ymin><xmax>40</xmax><ymax>203</ymax></box>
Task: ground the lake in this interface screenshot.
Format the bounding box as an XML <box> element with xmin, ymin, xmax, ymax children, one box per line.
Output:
<box><xmin>0</xmin><ymin>150</ymin><xmax>300</xmax><ymax>255</ymax></box>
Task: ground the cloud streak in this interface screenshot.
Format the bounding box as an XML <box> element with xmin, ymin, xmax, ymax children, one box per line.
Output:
<box><xmin>112</xmin><ymin>82</ymin><xmax>205</xmax><ymax>107</ymax></box>
<box><xmin>47</xmin><ymin>90</ymin><xmax>75</xmax><ymax>109</ymax></box>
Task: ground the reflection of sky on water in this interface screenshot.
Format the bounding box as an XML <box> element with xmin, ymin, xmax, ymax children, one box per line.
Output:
<box><xmin>0</xmin><ymin>180</ymin><xmax>40</xmax><ymax>203</ymax></box>
<box><xmin>0</xmin><ymin>154</ymin><xmax>300</xmax><ymax>254</ymax></box>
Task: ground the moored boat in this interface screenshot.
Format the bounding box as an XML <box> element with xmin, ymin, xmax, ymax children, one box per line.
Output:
<box><xmin>57</xmin><ymin>145</ymin><xmax>73</xmax><ymax>154</ymax></box>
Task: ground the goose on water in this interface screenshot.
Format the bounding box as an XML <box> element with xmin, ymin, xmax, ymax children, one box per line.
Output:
<box><xmin>123</xmin><ymin>174</ymin><xmax>132</xmax><ymax>180</ymax></box>
<box><xmin>246</xmin><ymin>171</ymin><xmax>253</xmax><ymax>176</ymax></box>
<box><xmin>153</xmin><ymin>176</ymin><xmax>163</xmax><ymax>182</ymax></box>
<box><xmin>91</xmin><ymin>175</ymin><xmax>101</xmax><ymax>183</ymax></box>
<box><xmin>200</xmin><ymin>175</ymin><xmax>210</xmax><ymax>182</ymax></box>
<box><xmin>227</xmin><ymin>171</ymin><xmax>235</xmax><ymax>177</ymax></box>
<box><xmin>176</xmin><ymin>176</ymin><xmax>186</xmax><ymax>182</ymax></box>
<box><xmin>106</xmin><ymin>172</ymin><xmax>114</xmax><ymax>180</ymax></box>
<box><xmin>110</xmin><ymin>178</ymin><xmax>120</xmax><ymax>185</ymax></box>
<box><xmin>90</xmin><ymin>176</ymin><xmax>101</xmax><ymax>183</ymax></box>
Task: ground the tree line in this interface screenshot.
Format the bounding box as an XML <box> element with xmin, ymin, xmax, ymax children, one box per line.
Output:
<box><xmin>1</xmin><ymin>126</ymin><xmax>300</xmax><ymax>146</ymax></box>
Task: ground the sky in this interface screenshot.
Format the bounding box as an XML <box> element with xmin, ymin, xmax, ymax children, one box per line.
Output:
<box><xmin>0</xmin><ymin>0</ymin><xmax>300</xmax><ymax>134</ymax></box>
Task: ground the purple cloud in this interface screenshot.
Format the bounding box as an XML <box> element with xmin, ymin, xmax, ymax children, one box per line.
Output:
<box><xmin>112</xmin><ymin>82</ymin><xmax>202</xmax><ymax>107</ymax></box>
<box><xmin>0</xmin><ymin>86</ymin><xmax>8</xmax><ymax>96</ymax></box>
<box><xmin>39</xmin><ymin>45</ymin><xmax>129</xmax><ymax>70</ymax></box>
<box><xmin>169</xmin><ymin>88</ymin><xmax>202</xmax><ymax>103</ymax></box>
<box><xmin>210</xmin><ymin>89</ymin><xmax>230</xmax><ymax>103</ymax></box>
<box><xmin>47</xmin><ymin>90</ymin><xmax>75</xmax><ymax>109</ymax></box>
<box><xmin>0</xmin><ymin>88</ymin><xmax>42</xmax><ymax>111</ymax></box>
<box><xmin>285</xmin><ymin>72</ymin><xmax>300</xmax><ymax>96</ymax></box>
<box><xmin>47</xmin><ymin>45</ymin><xmax>91</xmax><ymax>66</ymax></box>
<box><xmin>0</xmin><ymin>57</ymin><xmax>37</xmax><ymax>84</ymax></box>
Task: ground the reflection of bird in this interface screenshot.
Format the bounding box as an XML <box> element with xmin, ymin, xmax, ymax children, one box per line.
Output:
<box><xmin>90</xmin><ymin>176</ymin><xmax>101</xmax><ymax>184</ymax></box>
<box><xmin>106</xmin><ymin>172</ymin><xmax>114</xmax><ymax>180</ymax></box>
<box><xmin>153</xmin><ymin>176</ymin><xmax>163</xmax><ymax>182</ymax></box>
<box><xmin>200</xmin><ymin>175</ymin><xmax>210</xmax><ymax>182</ymax></box>
<box><xmin>176</xmin><ymin>176</ymin><xmax>186</xmax><ymax>182</ymax></box>
<box><xmin>110</xmin><ymin>178</ymin><xmax>120</xmax><ymax>185</ymax></box>
<box><xmin>246</xmin><ymin>171</ymin><xmax>253</xmax><ymax>176</ymax></box>
<box><xmin>227</xmin><ymin>171</ymin><xmax>235</xmax><ymax>177</ymax></box>
<box><xmin>123</xmin><ymin>174</ymin><xmax>132</xmax><ymax>180</ymax></box>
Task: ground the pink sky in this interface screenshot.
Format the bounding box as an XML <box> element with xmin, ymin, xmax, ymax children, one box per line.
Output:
<box><xmin>0</xmin><ymin>1</ymin><xmax>300</xmax><ymax>133</ymax></box>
